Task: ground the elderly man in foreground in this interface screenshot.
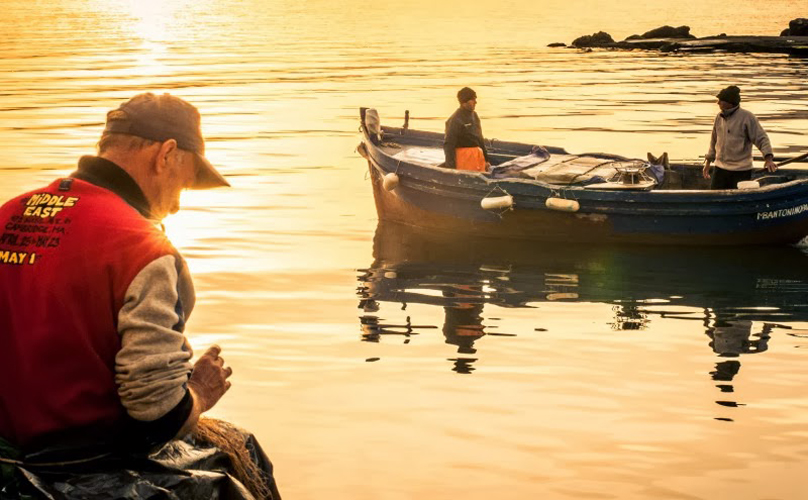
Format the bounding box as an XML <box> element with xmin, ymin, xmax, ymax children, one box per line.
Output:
<box><xmin>0</xmin><ymin>93</ymin><xmax>280</xmax><ymax>499</ymax></box>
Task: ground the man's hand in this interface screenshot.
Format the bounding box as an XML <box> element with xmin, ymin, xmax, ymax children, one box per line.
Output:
<box><xmin>188</xmin><ymin>345</ymin><xmax>232</xmax><ymax>413</ymax></box>
<box><xmin>764</xmin><ymin>157</ymin><xmax>778</xmax><ymax>173</ymax></box>
<box><xmin>175</xmin><ymin>345</ymin><xmax>233</xmax><ymax>438</ymax></box>
<box><xmin>702</xmin><ymin>160</ymin><xmax>712</xmax><ymax>179</ymax></box>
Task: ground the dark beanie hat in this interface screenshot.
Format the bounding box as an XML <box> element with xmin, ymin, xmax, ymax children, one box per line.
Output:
<box><xmin>716</xmin><ymin>85</ymin><xmax>741</xmax><ymax>106</ymax></box>
<box><xmin>457</xmin><ymin>87</ymin><xmax>477</xmax><ymax>103</ymax></box>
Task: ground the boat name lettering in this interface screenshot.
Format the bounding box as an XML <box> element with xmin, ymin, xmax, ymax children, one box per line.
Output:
<box><xmin>756</xmin><ymin>203</ymin><xmax>808</xmax><ymax>221</ymax></box>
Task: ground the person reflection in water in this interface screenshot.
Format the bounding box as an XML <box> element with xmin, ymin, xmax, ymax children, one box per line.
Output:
<box><xmin>442</xmin><ymin>285</ymin><xmax>486</xmax><ymax>374</ymax></box>
<box><xmin>706</xmin><ymin>314</ymin><xmax>771</xmax><ymax>396</ymax></box>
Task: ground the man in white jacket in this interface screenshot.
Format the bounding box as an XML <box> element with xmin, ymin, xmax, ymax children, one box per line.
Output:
<box><xmin>702</xmin><ymin>85</ymin><xmax>777</xmax><ymax>189</ymax></box>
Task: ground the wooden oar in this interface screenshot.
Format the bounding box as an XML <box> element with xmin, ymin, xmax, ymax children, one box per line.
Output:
<box><xmin>687</xmin><ymin>153</ymin><xmax>808</xmax><ymax>166</ymax></box>
<box><xmin>750</xmin><ymin>151</ymin><xmax>808</xmax><ymax>182</ymax></box>
<box><xmin>775</xmin><ymin>151</ymin><xmax>808</xmax><ymax>168</ymax></box>
<box><xmin>750</xmin><ymin>152</ymin><xmax>808</xmax><ymax>165</ymax></box>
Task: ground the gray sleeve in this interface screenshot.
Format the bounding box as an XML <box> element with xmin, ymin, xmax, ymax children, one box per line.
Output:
<box><xmin>749</xmin><ymin>114</ymin><xmax>773</xmax><ymax>158</ymax></box>
<box><xmin>115</xmin><ymin>254</ymin><xmax>195</xmax><ymax>422</ymax></box>
<box><xmin>705</xmin><ymin>116</ymin><xmax>718</xmax><ymax>162</ymax></box>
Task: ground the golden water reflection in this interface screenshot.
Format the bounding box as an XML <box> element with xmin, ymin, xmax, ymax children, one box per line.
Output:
<box><xmin>3</xmin><ymin>0</ymin><xmax>808</xmax><ymax>497</ymax></box>
<box><xmin>359</xmin><ymin>222</ymin><xmax>808</xmax><ymax>395</ymax></box>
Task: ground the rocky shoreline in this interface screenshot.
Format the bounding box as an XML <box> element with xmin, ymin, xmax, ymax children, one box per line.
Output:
<box><xmin>552</xmin><ymin>18</ymin><xmax>808</xmax><ymax>55</ymax></box>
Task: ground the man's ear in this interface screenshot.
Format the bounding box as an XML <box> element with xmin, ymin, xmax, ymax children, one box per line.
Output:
<box><xmin>154</xmin><ymin>139</ymin><xmax>178</xmax><ymax>174</ymax></box>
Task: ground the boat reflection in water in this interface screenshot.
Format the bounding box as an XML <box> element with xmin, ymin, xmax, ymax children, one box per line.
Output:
<box><xmin>357</xmin><ymin>222</ymin><xmax>808</xmax><ymax>392</ymax></box>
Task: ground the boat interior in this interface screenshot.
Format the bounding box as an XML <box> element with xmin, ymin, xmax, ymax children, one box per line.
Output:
<box><xmin>363</xmin><ymin>109</ymin><xmax>806</xmax><ymax>192</ymax></box>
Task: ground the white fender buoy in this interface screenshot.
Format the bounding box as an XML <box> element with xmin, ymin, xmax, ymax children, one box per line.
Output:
<box><xmin>481</xmin><ymin>195</ymin><xmax>513</xmax><ymax>211</ymax></box>
<box><xmin>382</xmin><ymin>172</ymin><xmax>400</xmax><ymax>191</ymax></box>
<box><xmin>545</xmin><ymin>197</ymin><xmax>580</xmax><ymax>212</ymax></box>
<box><xmin>737</xmin><ymin>180</ymin><xmax>760</xmax><ymax>190</ymax></box>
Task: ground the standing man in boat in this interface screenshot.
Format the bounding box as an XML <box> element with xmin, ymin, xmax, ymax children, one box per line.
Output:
<box><xmin>444</xmin><ymin>87</ymin><xmax>491</xmax><ymax>172</ymax></box>
<box><xmin>702</xmin><ymin>85</ymin><xmax>777</xmax><ymax>189</ymax></box>
<box><xmin>0</xmin><ymin>93</ymin><xmax>281</xmax><ymax>499</ymax></box>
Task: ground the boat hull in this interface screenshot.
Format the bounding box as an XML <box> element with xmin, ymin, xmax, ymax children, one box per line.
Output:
<box><xmin>359</xmin><ymin>111</ymin><xmax>808</xmax><ymax>246</ymax></box>
<box><xmin>367</xmin><ymin>161</ymin><xmax>808</xmax><ymax>245</ymax></box>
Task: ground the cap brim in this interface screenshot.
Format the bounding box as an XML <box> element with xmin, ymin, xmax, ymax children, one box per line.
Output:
<box><xmin>192</xmin><ymin>154</ymin><xmax>230</xmax><ymax>189</ymax></box>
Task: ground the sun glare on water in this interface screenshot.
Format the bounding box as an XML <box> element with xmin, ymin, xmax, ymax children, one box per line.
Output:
<box><xmin>114</xmin><ymin>0</ymin><xmax>212</xmax><ymax>80</ymax></box>
<box><xmin>125</xmin><ymin>0</ymin><xmax>196</xmax><ymax>37</ymax></box>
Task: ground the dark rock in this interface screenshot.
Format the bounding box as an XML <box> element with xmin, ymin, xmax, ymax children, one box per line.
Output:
<box><xmin>571</xmin><ymin>31</ymin><xmax>614</xmax><ymax>48</ymax></box>
<box><xmin>787</xmin><ymin>18</ymin><xmax>808</xmax><ymax>36</ymax></box>
<box><xmin>630</xmin><ymin>25</ymin><xmax>696</xmax><ymax>40</ymax></box>
<box><xmin>621</xmin><ymin>39</ymin><xmax>669</xmax><ymax>50</ymax></box>
<box><xmin>547</xmin><ymin>42</ymin><xmax>567</xmax><ymax>47</ymax></box>
<box><xmin>781</xmin><ymin>28</ymin><xmax>790</xmax><ymax>36</ymax></box>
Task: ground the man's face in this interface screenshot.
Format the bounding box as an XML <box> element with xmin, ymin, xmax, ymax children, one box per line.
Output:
<box><xmin>153</xmin><ymin>147</ymin><xmax>197</xmax><ymax>219</ymax></box>
<box><xmin>462</xmin><ymin>98</ymin><xmax>477</xmax><ymax>112</ymax></box>
<box><xmin>717</xmin><ymin>99</ymin><xmax>735</xmax><ymax>111</ymax></box>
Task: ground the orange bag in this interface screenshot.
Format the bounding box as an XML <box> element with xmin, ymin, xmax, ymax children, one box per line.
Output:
<box><xmin>455</xmin><ymin>147</ymin><xmax>486</xmax><ymax>172</ymax></box>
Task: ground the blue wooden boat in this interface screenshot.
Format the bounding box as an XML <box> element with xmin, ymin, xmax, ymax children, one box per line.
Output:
<box><xmin>357</xmin><ymin>108</ymin><xmax>808</xmax><ymax>246</ymax></box>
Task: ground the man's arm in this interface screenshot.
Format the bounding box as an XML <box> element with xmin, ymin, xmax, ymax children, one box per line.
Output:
<box><xmin>116</xmin><ymin>254</ymin><xmax>229</xmax><ymax>444</ymax></box>
<box><xmin>474</xmin><ymin>113</ymin><xmax>490</xmax><ymax>164</ymax></box>
<box><xmin>116</xmin><ymin>255</ymin><xmax>194</xmax><ymax>423</ymax></box>
<box><xmin>703</xmin><ymin>117</ymin><xmax>719</xmax><ymax>179</ymax></box>
<box><xmin>443</xmin><ymin>118</ymin><xmax>458</xmax><ymax>168</ymax></box>
<box><xmin>749</xmin><ymin>115</ymin><xmax>776</xmax><ymax>172</ymax></box>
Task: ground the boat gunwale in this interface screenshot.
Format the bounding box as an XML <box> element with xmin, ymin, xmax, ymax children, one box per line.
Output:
<box><xmin>365</xmin><ymin>123</ymin><xmax>808</xmax><ymax>208</ymax></box>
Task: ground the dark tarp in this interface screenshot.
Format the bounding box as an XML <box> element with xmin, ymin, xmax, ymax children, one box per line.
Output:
<box><xmin>1</xmin><ymin>427</ymin><xmax>280</xmax><ymax>500</ymax></box>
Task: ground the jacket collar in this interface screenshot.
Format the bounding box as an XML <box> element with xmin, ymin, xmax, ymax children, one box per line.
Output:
<box><xmin>70</xmin><ymin>156</ymin><xmax>153</xmax><ymax>219</ymax></box>
<box><xmin>720</xmin><ymin>105</ymin><xmax>740</xmax><ymax>119</ymax></box>
<box><xmin>455</xmin><ymin>106</ymin><xmax>477</xmax><ymax>124</ymax></box>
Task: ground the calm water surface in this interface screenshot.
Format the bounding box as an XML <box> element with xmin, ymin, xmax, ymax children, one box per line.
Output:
<box><xmin>2</xmin><ymin>0</ymin><xmax>808</xmax><ymax>498</ymax></box>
